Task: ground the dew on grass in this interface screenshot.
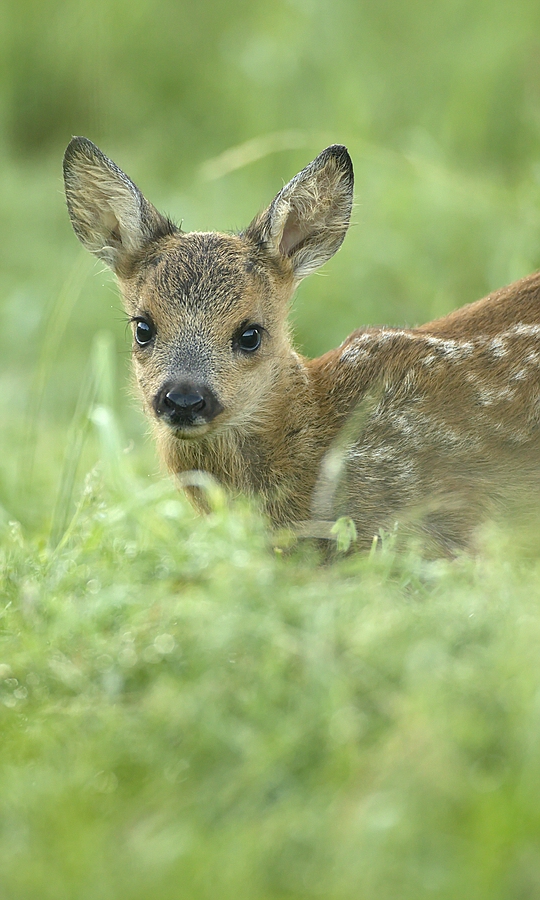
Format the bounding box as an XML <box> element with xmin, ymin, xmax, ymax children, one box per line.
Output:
<box><xmin>92</xmin><ymin>771</ymin><xmax>118</xmax><ymax>794</ymax></box>
<box><xmin>154</xmin><ymin>633</ymin><xmax>175</xmax><ymax>655</ymax></box>
<box><xmin>118</xmin><ymin>647</ymin><xmax>138</xmax><ymax>667</ymax></box>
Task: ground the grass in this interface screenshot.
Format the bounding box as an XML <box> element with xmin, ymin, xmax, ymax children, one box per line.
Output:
<box><xmin>3</xmin><ymin>0</ymin><xmax>540</xmax><ymax>895</ymax></box>
<box><xmin>4</xmin><ymin>428</ymin><xmax>540</xmax><ymax>898</ymax></box>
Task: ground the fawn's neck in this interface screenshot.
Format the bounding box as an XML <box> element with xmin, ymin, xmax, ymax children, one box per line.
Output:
<box><xmin>157</xmin><ymin>349</ymin><xmax>363</xmax><ymax>525</ymax></box>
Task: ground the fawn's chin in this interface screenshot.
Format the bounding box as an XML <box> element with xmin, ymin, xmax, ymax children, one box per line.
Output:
<box><xmin>169</xmin><ymin>422</ymin><xmax>216</xmax><ymax>441</ymax></box>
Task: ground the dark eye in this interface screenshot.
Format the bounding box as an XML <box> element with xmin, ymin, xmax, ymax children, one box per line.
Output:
<box><xmin>237</xmin><ymin>326</ymin><xmax>262</xmax><ymax>353</ymax></box>
<box><xmin>134</xmin><ymin>318</ymin><xmax>155</xmax><ymax>346</ymax></box>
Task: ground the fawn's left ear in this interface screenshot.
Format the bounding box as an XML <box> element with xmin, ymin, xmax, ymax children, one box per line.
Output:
<box><xmin>63</xmin><ymin>136</ymin><xmax>176</xmax><ymax>274</ymax></box>
<box><xmin>245</xmin><ymin>144</ymin><xmax>353</xmax><ymax>280</ymax></box>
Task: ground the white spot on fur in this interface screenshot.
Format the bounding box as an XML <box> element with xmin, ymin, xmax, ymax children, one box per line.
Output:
<box><xmin>367</xmin><ymin>445</ymin><xmax>396</xmax><ymax>462</ymax></box>
<box><xmin>396</xmin><ymin>459</ymin><xmax>417</xmax><ymax>481</ymax></box>
<box><xmin>507</xmin><ymin>323</ymin><xmax>540</xmax><ymax>338</ymax></box>
<box><xmin>489</xmin><ymin>337</ymin><xmax>507</xmax><ymax>357</ymax></box>
<box><xmin>419</xmin><ymin>336</ymin><xmax>474</xmax><ymax>358</ymax></box>
<box><xmin>497</xmin><ymin>387</ymin><xmax>516</xmax><ymax>401</ymax></box>
<box><xmin>340</xmin><ymin>344</ymin><xmax>370</xmax><ymax>363</ymax></box>
<box><xmin>390</xmin><ymin>413</ymin><xmax>415</xmax><ymax>435</ymax></box>
<box><xmin>475</xmin><ymin>385</ymin><xmax>515</xmax><ymax>406</ymax></box>
<box><xmin>476</xmin><ymin>388</ymin><xmax>495</xmax><ymax>406</ymax></box>
<box><xmin>376</xmin><ymin>329</ymin><xmax>410</xmax><ymax>343</ymax></box>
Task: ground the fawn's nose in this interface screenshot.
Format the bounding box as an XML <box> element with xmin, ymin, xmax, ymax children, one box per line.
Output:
<box><xmin>154</xmin><ymin>381</ymin><xmax>223</xmax><ymax>427</ymax></box>
<box><xmin>164</xmin><ymin>389</ymin><xmax>205</xmax><ymax>414</ymax></box>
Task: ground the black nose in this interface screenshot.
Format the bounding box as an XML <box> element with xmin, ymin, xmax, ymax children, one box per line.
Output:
<box><xmin>164</xmin><ymin>389</ymin><xmax>206</xmax><ymax>415</ymax></box>
<box><xmin>154</xmin><ymin>381</ymin><xmax>223</xmax><ymax>427</ymax></box>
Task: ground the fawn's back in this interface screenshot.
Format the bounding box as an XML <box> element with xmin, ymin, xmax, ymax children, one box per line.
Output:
<box><xmin>63</xmin><ymin>138</ymin><xmax>540</xmax><ymax>553</ymax></box>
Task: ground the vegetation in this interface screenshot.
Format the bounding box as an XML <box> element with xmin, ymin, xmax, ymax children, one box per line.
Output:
<box><xmin>2</xmin><ymin>0</ymin><xmax>540</xmax><ymax>895</ymax></box>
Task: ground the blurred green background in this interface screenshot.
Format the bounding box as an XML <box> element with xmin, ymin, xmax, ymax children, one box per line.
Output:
<box><xmin>2</xmin><ymin>0</ymin><xmax>540</xmax><ymax>531</ymax></box>
<box><xmin>4</xmin><ymin>5</ymin><xmax>540</xmax><ymax>898</ymax></box>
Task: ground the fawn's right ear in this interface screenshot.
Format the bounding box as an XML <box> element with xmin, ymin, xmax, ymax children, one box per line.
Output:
<box><xmin>245</xmin><ymin>144</ymin><xmax>354</xmax><ymax>280</ymax></box>
<box><xmin>63</xmin><ymin>137</ymin><xmax>175</xmax><ymax>274</ymax></box>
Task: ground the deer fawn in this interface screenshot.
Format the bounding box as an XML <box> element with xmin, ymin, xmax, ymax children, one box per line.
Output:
<box><xmin>63</xmin><ymin>137</ymin><xmax>540</xmax><ymax>553</ymax></box>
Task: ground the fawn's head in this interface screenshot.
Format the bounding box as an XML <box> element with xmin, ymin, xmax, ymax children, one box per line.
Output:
<box><xmin>63</xmin><ymin>138</ymin><xmax>353</xmax><ymax>441</ymax></box>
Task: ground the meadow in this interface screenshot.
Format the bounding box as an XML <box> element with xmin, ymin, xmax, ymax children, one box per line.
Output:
<box><xmin>2</xmin><ymin>0</ymin><xmax>540</xmax><ymax>896</ymax></box>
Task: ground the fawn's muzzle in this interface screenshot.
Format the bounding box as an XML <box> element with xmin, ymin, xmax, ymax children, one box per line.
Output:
<box><xmin>154</xmin><ymin>381</ymin><xmax>223</xmax><ymax>429</ymax></box>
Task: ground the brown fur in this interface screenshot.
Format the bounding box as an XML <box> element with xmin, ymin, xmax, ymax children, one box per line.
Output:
<box><xmin>64</xmin><ymin>138</ymin><xmax>540</xmax><ymax>553</ymax></box>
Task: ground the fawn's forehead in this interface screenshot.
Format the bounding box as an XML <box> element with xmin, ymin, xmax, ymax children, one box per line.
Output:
<box><xmin>133</xmin><ymin>231</ymin><xmax>271</xmax><ymax>318</ymax></box>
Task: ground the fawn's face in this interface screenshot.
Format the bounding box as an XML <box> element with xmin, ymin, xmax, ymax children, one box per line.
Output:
<box><xmin>63</xmin><ymin>137</ymin><xmax>353</xmax><ymax>443</ymax></box>
<box><xmin>120</xmin><ymin>231</ymin><xmax>294</xmax><ymax>439</ymax></box>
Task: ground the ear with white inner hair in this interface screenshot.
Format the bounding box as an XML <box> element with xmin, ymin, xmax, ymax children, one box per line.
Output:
<box><xmin>63</xmin><ymin>136</ymin><xmax>176</xmax><ymax>275</ymax></box>
<box><xmin>244</xmin><ymin>144</ymin><xmax>354</xmax><ymax>280</ymax></box>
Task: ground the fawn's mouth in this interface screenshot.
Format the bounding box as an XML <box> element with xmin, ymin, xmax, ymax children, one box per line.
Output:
<box><xmin>167</xmin><ymin>411</ymin><xmax>235</xmax><ymax>442</ymax></box>
<box><xmin>171</xmin><ymin>422</ymin><xmax>214</xmax><ymax>440</ymax></box>
<box><xmin>163</xmin><ymin>413</ymin><xmax>230</xmax><ymax>440</ymax></box>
